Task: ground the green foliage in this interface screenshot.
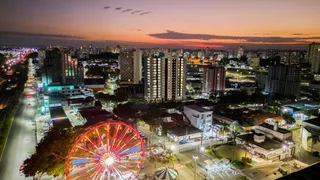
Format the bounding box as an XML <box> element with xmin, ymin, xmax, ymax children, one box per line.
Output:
<box><xmin>218</xmin><ymin>91</ymin><xmax>249</xmax><ymax>104</ymax></box>
<box><xmin>282</xmin><ymin>113</ymin><xmax>296</xmax><ymax>124</ymax></box>
<box><xmin>22</xmin><ymin>128</ymin><xmax>83</xmax><ymax>177</ymax></box>
<box><xmin>241</xmin><ymin>157</ymin><xmax>252</xmax><ymax>164</ymax></box>
<box><xmin>113</xmin><ymin>103</ymin><xmax>137</xmax><ymax>120</ymax></box>
<box><xmin>26</xmin><ymin>52</ymin><xmax>38</xmax><ymax>59</ymax></box>
<box><xmin>219</xmin><ymin>57</ymin><xmax>229</xmax><ymax>66</ymax></box>
<box><xmin>231</xmin><ymin>160</ymin><xmax>246</xmax><ymax>169</ymax></box>
<box><xmin>96</xmin><ymin>92</ymin><xmax>128</xmax><ymax>104</ymax></box>
<box><xmin>0</xmin><ymin>53</ymin><xmax>5</xmax><ymax>64</ymax></box>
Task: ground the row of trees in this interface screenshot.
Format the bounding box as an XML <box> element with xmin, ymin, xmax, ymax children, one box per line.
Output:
<box><xmin>147</xmin><ymin>144</ymin><xmax>177</xmax><ymax>172</ymax></box>
<box><xmin>22</xmin><ymin>128</ymin><xmax>83</xmax><ymax>178</ymax></box>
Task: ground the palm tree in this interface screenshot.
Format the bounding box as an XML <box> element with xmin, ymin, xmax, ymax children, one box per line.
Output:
<box><xmin>231</xmin><ymin>122</ymin><xmax>241</xmax><ymax>162</ymax></box>
<box><xmin>220</xmin><ymin>123</ymin><xmax>229</xmax><ymax>137</ymax></box>
<box><xmin>307</xmin><ymin>135</ymin><xmax>320</xmax><ymax>153</ymax></box>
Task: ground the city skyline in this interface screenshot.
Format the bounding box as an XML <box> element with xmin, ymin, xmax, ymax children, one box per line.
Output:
<box><xmin>1</xmin><ymin>0</ymin><xmax>320</xmax><ymax>49</ymax></box>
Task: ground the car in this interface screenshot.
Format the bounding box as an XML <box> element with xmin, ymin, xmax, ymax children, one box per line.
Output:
<box><xmin>19</xmin><ymin>164</ymin><xmax>24</xmax><ymax>171</ymax></box>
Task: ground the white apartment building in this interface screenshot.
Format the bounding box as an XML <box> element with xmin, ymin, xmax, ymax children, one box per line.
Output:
<box><xmin>144</xmin><ymin>50</ymin><xmax>186</xmax><ymax>101</ymax></box>
<box><xmin>183</xmin><ymin>105</ymin><xmax>212</xmax><ymax>135</ymax></box>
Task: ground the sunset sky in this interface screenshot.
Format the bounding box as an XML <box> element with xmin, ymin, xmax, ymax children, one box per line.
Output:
<box><xmin>1</xmin><ymin>0</ymin><xmax>320</xmax><ymax>49</ymax></box>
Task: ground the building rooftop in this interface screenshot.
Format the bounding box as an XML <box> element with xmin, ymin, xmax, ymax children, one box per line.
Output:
<box><xmin>185</xmin><ymin>104</ymin><xmax>211</xmax><ymax>113</ymax></box>
<box><xmin>167</xmin><ymin>126</ymin><xmax>202</xmax><ymax>137</ymax></box>
<box><xmin>304</xmin><ymin>118</ymin><xmax>320</xmax><ymax>127</ymax></box>
<box><xmin>79</xmin><ymin>107</ymin><xmax>114</xmax><ymax>127</ymax></box>
<box><xmin>52</xmin><ymin>118</ymin><xmax>72</xmax><ymax>129</ymax></box>
<box><xmin>259</xmin><ymin>123</ymin><xmax>291</xmax><ymax>134</ymax></box>
<box><xmin>238</xmin><ymin>133</ymin><xmax>283</xmax><ymax>151</ymax></box>
<box><xmin>49</xmin><ymin>106</ymin><xmax>68</xmax><ymax>120</ymax></box>
<box><xmin>278</xmin><ymin>162</ymin><xmax>320</xmax><ymax>180</ymax></box>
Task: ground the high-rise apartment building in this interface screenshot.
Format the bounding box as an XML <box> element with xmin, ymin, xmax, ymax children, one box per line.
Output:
<box><xmin>308</xmin><ymin>42</ymin><xmax>320</xmax><ymax>73</ymax></box>
<box><xmin>42</xmin><ymin>48</ymin><xmax>63</xmax><ymax>85</ymax></box>
<box><xmin>144</xmin><ymin>50</ymin><xmax>186</xmax><ymax>101</ymax></box>
<box><xmin>119</xmin><ymin>49</ymin><xmax>142</xmax><ymax>84</ymax></box>
<box><xmin>237</xmin><ymin>45</ymin><xmax>244</xmax><ymax>59</ymax></box>
<box><xmin>265</xmin><ymin>65</ymin><xmax>301</xmax><ymax>97</ymax></box>
<box><xmin>41</xmin><ymin>48</ymin><xmax>84</xmax><ymax>86</ymax></box>
<box><xmin>62</xmin><ymin>53</ymin><xmax>84</xmax><ymax>86</ymax></box>
<box><xmin>144</xmin><ymin>55</ymin><xmax>163</xmax><ymax>101</ymax></box>
<box><xmin>203</xmin><ymin>66</ymin><xmax>226</xmax><ymax>96</ymax></box>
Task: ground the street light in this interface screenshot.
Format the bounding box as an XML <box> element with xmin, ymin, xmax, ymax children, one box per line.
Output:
<box><xmin>200</xmin><ymin>147</ymin><xmax>205</xmax><ymax>152</ymax></box>
<box><xmin>193</xmin><ymin>156</ymin><xmax>198</xmax><ymax>180</ymax></box>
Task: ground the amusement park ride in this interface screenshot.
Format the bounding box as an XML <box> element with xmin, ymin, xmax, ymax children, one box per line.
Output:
<box><xmin>65</xmin><ymin>122</ymin><xmax>145</xmax><ymax>180</ymax></box>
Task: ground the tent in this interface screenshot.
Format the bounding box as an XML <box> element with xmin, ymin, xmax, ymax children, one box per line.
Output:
<box><xmin>154</xmin><ymin>167</ymin><xmax>178</xmax><ymax>180</ymax></box>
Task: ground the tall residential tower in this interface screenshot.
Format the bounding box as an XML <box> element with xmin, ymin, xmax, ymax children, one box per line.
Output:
<box><xmin>203</xmin><ymin>66</ymin><xmax>226</xmax><ymax>96</ymax></box>
<box><xmin>308</xmin><ymin>42</ymin><xmax>320</xmax><ymax>73</ymax></box>
<box><xmin>144</xmin><ymin>50</ymin><xmax>186</xmax><ymax>101</ymax></box>
<box><xmin>265</xmin><ymin>65</ymin><xmax>301</xmax><ymax>97</ymax></box>
<box><xmin>119</xmin><ymin>49</ymin><xmax>142</xmax><ymax>84</ymax></box>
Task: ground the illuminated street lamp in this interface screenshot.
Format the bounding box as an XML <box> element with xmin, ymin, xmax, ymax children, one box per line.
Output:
<box><xmin>200</xmin><ymin>147</ymin><xmax>205</xmax><ymax>152</ymax></box>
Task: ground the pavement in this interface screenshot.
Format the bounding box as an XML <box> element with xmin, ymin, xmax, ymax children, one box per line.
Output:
<box><xmin>0</xmin><ymin>61</ymin><xmax>37</xmax><ymax>180</ymax></box>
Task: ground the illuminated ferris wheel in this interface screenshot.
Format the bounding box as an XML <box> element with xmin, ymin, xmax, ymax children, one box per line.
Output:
<box><xmin>65</xmin><ymin>122</ymin><xmax>145</xmax><ymax>180</ymax></box>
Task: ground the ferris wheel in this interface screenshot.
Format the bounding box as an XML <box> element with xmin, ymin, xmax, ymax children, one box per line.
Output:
<box><xmin>65</xmin><ymin>122</ymin><xmax>145</xmax><ymax>180</ymax></box>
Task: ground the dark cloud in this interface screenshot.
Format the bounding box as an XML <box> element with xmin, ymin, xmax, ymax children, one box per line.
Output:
<box><xmin>149</xmin><ymin>30</ymin><xmax>320</xmax><ymax>43</ymax></box>
<box><xmin>127</xmin><ymin>29</ymin><xmax>143</xmax><ymax>31</ymax></box>
<box><xmin>140</xmin><ymin>11</ymin><xmax>152</xmax><ymax>16</ymax></box>
<box><xmin>0</xmin><ymin>31</ymin><xmax>84</xmax><ymax>40</ymax></box>
<box><xmin>103</xmin><ymin>6</ymin><xmax>110</xmax><ymax>10</ymax></box>
<box><xmin>292</xmin><ymin>33</ymin><xmax>310</xmax><ymax>36</ymax></box>
<box><xmin>131</xmin><ymin>10</ymin><xmax>142</xmax><ymax>14</ymax></box>
<box><xmin>122</xmin><ymin>9</ymin><xmax>132</xmax><ymax>13</ymax></box>
<box><xmin>115</xmin><ymin>7</ymin><xmax>122</xmax><ymax>10</ymax></box>
<box><xmin>0</xmin><ymin>34</ymin><xmax>308</xmax><ymax>50</ymax></box>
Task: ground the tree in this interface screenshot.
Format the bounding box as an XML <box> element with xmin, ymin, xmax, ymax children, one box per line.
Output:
<box><xmin>218</xmin><ymin>91</ymin><xmax>249</xmax><ymax>104</ymax></box>
<box><xmin>282</xmin><ymin>113</ymin><xmax>296</xmax><ymax>124</ymax></box>
<box><xmin>163</xmin><ymin>154</ymin><xmax>177</xmax><ymax>168</ymax></box>
<box><xmin>230</xmin><ymin>122</ymin><xmax>241</xmax><ymax>162</ymax></box>
<box><xmin>112</xmin><ymin>103</ymin><xmax>137</xmax><ymax>120</ymax></box>
<box><xmin>0</xmin><ymin>53</ymin><xmax>5</xmax><ymax>65</ymax></box>
<box><xmin>307</xmin><ymin>135</ymin><xmax>320</xmax><ymax>153</ymax></box>
<box><xmin>220</xmin><ymin>123</ymin><xmax>229</xmax><ymax>137</ymax></box>
<box><xmin>311</xmin><ymin>92</ymin><xmax>320</xmax><ymax>102</ymax></box>
<box><xmin>22</xmin><ymin>128</ymin><xmax>83</xmax><ymax>178</ymax></box>
<box><xmin>219</xmin><ymin>57</ymin><xmax>229</xmax><ymax>66</ymax></box>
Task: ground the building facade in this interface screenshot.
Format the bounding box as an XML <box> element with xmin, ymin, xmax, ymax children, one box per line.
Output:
<box><xmin>237</xmin><ymin>45</ymin><xmax>244</xmax><ymax>59</ymax></box>
<box><xmin>41</xmin><ymin>48</ymin><xmax>84</xmax><ymax>86</ymax></box>
<box><xmin>144</xmin><ymin>50</ymin><xmax>186</xmax><ymax>101</ymax></box>
<box><xmin>62</xmin><ymin>53</ymin><xmax>84</xmax><ymax>86</ymax></box>
<box><xmin>203</xmin><ymin>66</ymin><xmax>226</xmax><ymax>96</ymax></box>
<box><xmin>42</xmin><ymin>48</ymin><xmax>63</xmax><ymax>85</ymax></box>
<box><xmin>183</xmin><ymin>105</ymin><xmax>212</xmax><ymax>136</ymax></box>
<box><xmin>119</xmin><ymin>49</ymin><xmax>142</xmax><ymax>84</ymax></box>
<box><xmin>308</xmin><ymin>42</ymin><xmax>320</xmax><ymax>73</ymax></box>
<box><xmin>265</xmin><ymin>65</ymin><xmax>301</xmax><ymax>97</ymax></box>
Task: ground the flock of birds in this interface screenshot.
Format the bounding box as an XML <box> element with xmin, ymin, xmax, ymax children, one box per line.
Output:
<box><xmin>103</xmin><ymin>6</ymin><xmax>152</xmax><ymax>16</ymax></box>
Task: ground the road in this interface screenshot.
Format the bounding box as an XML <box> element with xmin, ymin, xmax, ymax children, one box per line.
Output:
<box><xmin>0</xmin><ymin>61</ymin><xmax>37</xmax><ymax>180</ymax></box>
